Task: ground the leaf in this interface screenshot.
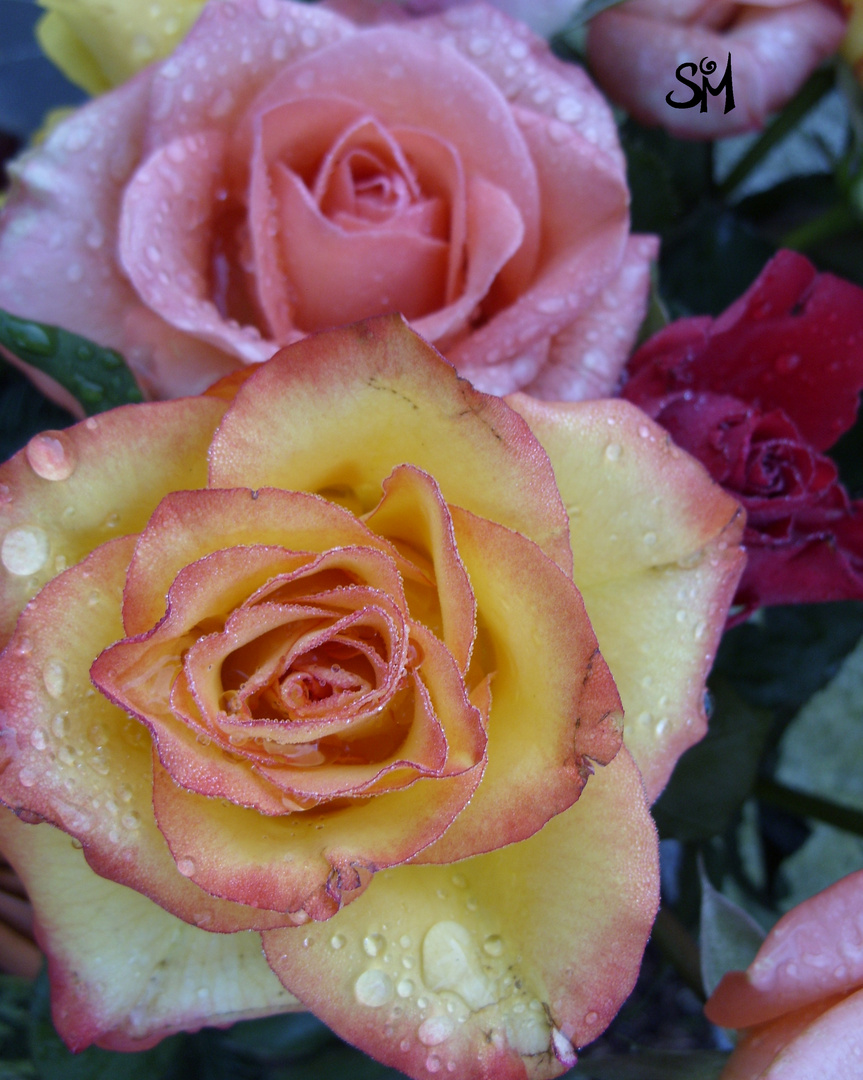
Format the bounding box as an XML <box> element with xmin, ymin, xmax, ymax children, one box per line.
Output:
<box><xmin>0</xmin><ymin>309</ymin><xmax>143</xmax><ymax>415</ymax></box>
<box><xmin>699</xmin><ymin>864</ymin><xmax>765</xmax><ymax>997</ymax></box>
<box><xmin>652</xmin><ymin>679</ymin><xmax>773</xmax><ymax>842</ymax></box>
<box><xmin>29</xmin><ymin>971</ymin><xmax>183</xmax><ymax>1080</ymax></box>
<box><xmin>575</xmin><ymin>1048</ymin><xmax>729</xmax><ymax>1080</ymax></box>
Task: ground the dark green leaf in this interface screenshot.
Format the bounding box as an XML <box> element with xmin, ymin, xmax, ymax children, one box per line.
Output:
<box><xmin>699</xmin><ymin>864</ymin><xmax>765</xmax><ymax>996</ymax></box>
<box><xmin>29</xmin><ymin>971</ymin><xmax>182</xmax><ymax>1080</ymax></box>
<box><xmin>653</xmin><ymin>679</ymin><xmax>773</xmax><ymax>842</ymax></box>
<box><xmin>208</xmin><ymin>1011</ymin><xmax>334</xmax><ymax>1061</ymax></box>
<box><xmin>0</xmin><ymin>309</ymin><xmax>143</xmax><ymax>416</ymax></box>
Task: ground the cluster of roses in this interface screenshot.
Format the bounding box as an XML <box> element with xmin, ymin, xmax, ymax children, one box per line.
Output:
<box><xmin>0</xmin><ymin>3</ymin><xmax>861</xmax><ymax>1079</ymax></box>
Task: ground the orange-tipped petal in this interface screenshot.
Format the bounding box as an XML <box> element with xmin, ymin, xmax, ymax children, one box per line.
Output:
<box><xmin>0</xmin><ymin>811</ymin><xmax>299</xmax><ymax>1052</ymax></box>
<box><xmin>508</xmin><ymin>395</ymin><xmax>745</xmax><ymax>800</ymax></box>
<box><xmin>0</xmin><ymin>397</ymin><xmax>225</xmax><ymax>647</ymax></box>
<box><xmin>413</xmin><ymin>506</ymin><xmax>622</xmax><ymax>863</ymax></box>
<box><xmin>706</xmin><ymin>868</ymin><xmax>863</xmax><ymax>1030</ymax></box>
<box><xmin>209</xmin><ymin>315</ymin><xmax>572</xmax><ymax>572</ymax></box>
<box><xmin>262</xmin><ymin>749</ymin><xmax>657</xmax><ymax>1080</ymax></box>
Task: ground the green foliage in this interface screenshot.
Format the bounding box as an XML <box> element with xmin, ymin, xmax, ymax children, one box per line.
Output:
<box><xmin>699</xmin><ymin>866</ymin><xmax>765</xmax><ymax>997</ymax></box>
<box><xmin>0</xmin><ymin>310</ymin><xmax>143</xmax><ymax>418</ymax></box>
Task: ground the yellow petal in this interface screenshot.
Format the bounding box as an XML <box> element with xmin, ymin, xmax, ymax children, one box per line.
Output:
<box><xmin>0</xmin><ymin>810</ymin><xmax>298</xmax><ymax>1051</ymax></box>
<box><xmin>508</xmin><ymin>395</ymin><xmax>745</xmax><ymax>801</ymax></box>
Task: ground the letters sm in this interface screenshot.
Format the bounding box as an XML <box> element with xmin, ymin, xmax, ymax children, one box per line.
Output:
<box><xmin>666</xmin><ymin>54</ymin><xmax>735</xmax><ymax>114</ymax></box>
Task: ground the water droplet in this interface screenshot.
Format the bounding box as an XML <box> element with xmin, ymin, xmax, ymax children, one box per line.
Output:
<box><xmin>422</xmin><ymin>922</ymin><xmax>496</xmax><ymax>1010</ymax></box>
<box><xmin>52</xmin><ymin>714</ymin><xmax>69</xmax><ymax>738</ymax></box>
<box><xmin>604</xmin><ymin>443</ymin><xmax>621</xmax><ymax>462</ymax></box>
<box><xmin>122</xmin><ymin>811</ymin><xmax>140</xmax><ymax>830</ymax></box>
<box><xmin>675</xmin><ymin>609</ymin><xmax>687</xmax><ymax>623</ymax></box>
<box><xmin>2</xmin><ymin>526</ymin><xmax>49</xmax><ymax>576</ymax></box>
<box><xmin>18</xmin><ymin>767</ymin><xmax>36</xmax><ymax>788</ymax></box>
<box><xmin>425</xmin><ymin>1055</ymin><xmax>442</xmax><ymax>1073</ymax></box>
<box><xmin>418</xmin><ymin>1016</ymin><xmax>454</xmax><ymax>1047</ymax></box>
<box><xmin>638</xmin><ymin>424</ymin><xmax>651</xmax><ymax>438</ymax></box>
<box><xmin>26</xmin><ymin>431</ymin><xmax>76</xmax><ymax>482</ymax></box>
<box><xmin>397</xmin><ymin>977</ymin><xmax>414</xmax><ymax>998</ymax></box>
<box><xmin>555</xmin><ymin>97</ymin><xmax>583</xmax><ymax>122</ymax></box>
<box><xmin>451</xmin><ymin>873</ymin><xmax>467</xmax><ymax>889</ymax></box>
<box><xmin>354</xmin><ymin>969</ymin><xmax>393</xmax><ymax>1007</ymax></box>
<box><xmin>330</xmin><ymin>933</ymin><xmax>346</xmax><ymax>950</ymax></box>
<box><xmin>642</xmin><ymin>532</ymin><xmax>657</xmax><ymax>546</ymax></box>
<box><xmin>585</xmin><ymin>1011</ymin><xmax>599</xmax><ymax>1025</ymax></box>
<box><xmin>13</xmin><ymin>636</ymin><xmax>33</xmax><ymax>658</ymax></box>
<box><xmin>774</xmin><ymin>353</ymin><xmax>801</xmax><ymax>374</ymax></box>
<box><xmin>694</xmin><ymin>621</ymin><xmax>707</xmax><ymax>640</ymax></box>
<box><xmin>30</xmin><ymin>729</ymin><xmax>47</xmax><ymax>751</ymax></box>
<box><xmin>399</xmin><ymin>934</ymin><xmax>412</xmax><ymax>949</ymax></box>
<box><xmin>482</xmin><ymin>934</ymin><xmax>504</xmax><ymax>957</ymax></box>
<box><xmin>176</xmin><ymin>857</ymin><xmax>196</xmax><ymax>877</ymax></box>
<box><xmin>363</xmin><ymin>933</ymin><xmax>385</xmax><ymax>957</ymax></box>
<box><xmin>43</xmin><ymin>659</ymin><xmax>67</xmax><ymax>699</ymax></box>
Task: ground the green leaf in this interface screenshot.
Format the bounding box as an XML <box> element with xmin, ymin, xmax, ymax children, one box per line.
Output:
<box><xmin>652</xmin><ymin>679</ymin><xmax>773</xmax><ymax>842</ymax></box>
<box><xmin>29</xmin><ymin>971</ymin><xmax>183</xmax><ymax>1080</ymax></box>
<box><xmin>699</xmin><ymin>864</ymin><xmax>765</xmax><ymax>997</ymax></box>
<box><xmin>0</xmin><ymin>309</ymin><xmax>143</xmax><ymax>416</ymax></box>
<box><xmin>575</xmin><ymin>1048</ymin><xmax>729</xmax><ymax>1080</ymax></box>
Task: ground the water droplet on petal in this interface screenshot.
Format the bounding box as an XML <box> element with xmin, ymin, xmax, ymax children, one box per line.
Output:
<box><xmin>2</xmin><ymin>526</ymin><xmax>49</xmax><ymax>576</ymax></box>
<box><xmin>363</xmin><ymin>933</ymin><xmax>385</xmax><ymax>957</ymax></box>
<box><xmin>43</xmin><ymin>659</ymin><xmax>67</xmax><ymax>699</ymax></box>
<box><xmin>482</xmin><ymin>934</ymin><xmax>504</xmax><ymax>957</ymax></box>
<box><xmin>26</xmin><ymin>431</ymin><xmax>77</xmax><ymax>481</ymax></box>
<box><xmin>354</xmin><ymin>969</ymin><xmax>393</xmax><ymax>1007</ymax></box>
<box><xmin>177</xmin><ymin>857</ymin><xmax>196</xmax><ymax>877</ymax></box>
<box><xmin>604</xmin><ymin>443</ymin><xmax>621</xmax><ymax>462</ymax></box>
<box><xmin>330</xmin><ymin>933</ymin><xmax>346</xmax><ymax>950</ymax></box>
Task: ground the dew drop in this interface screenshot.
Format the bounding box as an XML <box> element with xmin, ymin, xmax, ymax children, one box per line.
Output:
<box><xmin>397</xmin><ymin>977</ymin><xmax>415</xmax><ymax>998</ymax></box>
<box><xmin>363</xmin><ymin>933</ymin><xmax>385</xmax><ymax>957</ymax></box>
<box><xmin>18</xmin><ymin>767</ymin><xmax>36</xmax><ymax>788</ymax></box>
<box><xmin>643</xmin><ymin>532</ymin><xmax>657</xmax><ymax>546</ymax></box>
<box><xmin>418</xmin><ymin>1016</ymin><xmax>455</xmax><ymax>1047</ymax></box>
<box><xmin>425</xmin><ymin>1055</ymin><xmax>442</xmax><ymax>1073</ymax></box>
<box><xmin>354</xmin><ymin>969</ymin><xmax>393</xmax><ymax>1007</ymax></box>
<box><xmin>399</xmin><ymin>934</ymin><xmax>412</xmax><ymax>949</ymax></box>
<box><xmin>52</xmin><ymin>714</ymin><xmax>69</xmax><ymax>739</ymax></box>
<box><xmin>30</xmin><ymin>729</ymin><xmax>47</xmax><ymax>751</ymax></box>
<box><xmin>176</xmin><ymin>857</ymin><xmax>196</xmax><ymax>877</ymax></box>
<box><xmin>451</xmin><ymin>873</ymin><xmax>467</xmax><ymax>889</ymax></box>
<box><xmin>604</xmin><ymin>443</ymin><xmax>621</xmax><ymax>462</ymax></box>
<box><xmin>43</xmin><ymin>659</ymin><xmax>67</xmax><ymax>699</ymax></box>
<box><xmin>482</xmin><ymin>934</ymin><xmax>504</xmax><ymax>957</ymax></box>
<box><xmin>2</xmin><ymin>526</ymin><xmax>49</xmax><ymax>576</ymax></box>
<box><xmin>122</xmin><ymin>811</ymin><xmax>140</xmax><ymax>830</ymax></box>
<box><xmin>26</xmin><ymin>432</ymin><xmax>77</xmax><ymax>482</ymax></box>
<box><xmin>330</xmin><ymin>933</ymin><xmax>346</xmax><ymax>950</ymax></box>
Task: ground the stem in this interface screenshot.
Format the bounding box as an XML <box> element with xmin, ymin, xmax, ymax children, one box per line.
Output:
<box><xmin>756</xmin><ymin>777</ymin><xmax>863</xmax><ymax>837</ymax></box>
<box><xmin>718</xmin><ymin>67</ymin><xmax>835</xmax><ymax>200</ymax></box>
<box><xmin>780</xmin><ymin>201</ymin><xmax>858</xmax><ymax>251</ymax></box>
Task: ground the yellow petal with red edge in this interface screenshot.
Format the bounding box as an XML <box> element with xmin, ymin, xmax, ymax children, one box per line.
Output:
<box><xmin>262</xmin><ymin>749</ymin><xmax>657</xmax><ymax>1080</ymax></box>
<box><xmin>413</xmin><ymin>506</ymin><xmax>622</xmax><ymax>864</ymax></box>
<box><xmin>0</xmin><ymin>811</ymin><xmax>298</xmax><ymax>1052</ymax></box>
<box><xmin>121</xmin><ymin>487</ymin><xmax>409</xmax><ymax>635</ymax></box>
<box><xmin>364</xmin><ymin>465</ymin><xmax>476</xmax><ymax>672</ymax></box>
<box><xmin>208</xmin><ymin>315</ymin><xmax>572</xmax><ymax>574</ymax></box>
<box><xmin>151</xmin><ymin>738</ymin><xmax>485</xmax><ymax>923</ymax></box>
<box><xmin>0</xmin><ymin>397</ymin><xmax>226</xmax><ymax>647</ymax></box>
<box><xmin>0</xmin><ymin>536</ymin><xmax>296</xmax><ymax>932</ymax></box>
<box><xmin>507</xmin><ymin>395</ymin><xmax>745</xmax><ymax>801</ymax></box>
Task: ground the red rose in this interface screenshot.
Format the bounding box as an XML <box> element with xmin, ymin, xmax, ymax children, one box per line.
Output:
<box><xmin>621</xmin><ymin>249</ymin><xmax>863</xmax><ymax>617</ymax></box>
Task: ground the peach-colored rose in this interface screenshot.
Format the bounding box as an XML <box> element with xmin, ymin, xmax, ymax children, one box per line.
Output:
<box><xmin>0</xmin><ymin>0</ymin><xmax>655</xmax><ymax>404</ymax></box>
<box><xmin>587</xmin><ymin>0</ymin><xmax>847</xmax><ymax>138</ymax></box>
<box><xmin>706</xmin><ymin>870</ymin><xmax>863</xmax><ymax>1079</ymax></box>
<box><xmin>0</xmin><ymin>317</ymin><xmax>743</xmax><ymax>1075</ymax></box>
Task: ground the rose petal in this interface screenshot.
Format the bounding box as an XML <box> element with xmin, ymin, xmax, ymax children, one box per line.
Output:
<box><xmin>706</xmin><ymin>868</ymin><xmax>863</xmax><ymax>1030</ymax></box>
<box><xmin>448</xmin><ymin>100</ymin><xmax>631</xmax><ymax>394</ymax></box>
<box><xmin>0</xmin><ymin>396</ymin><xmax>225</xmax><ymax>648</ymax></box>
<box><xmin>120</xmin><ymin>130</ymin><xmax>275</xmax><ymax>365</ymax></box>
<box><xmin>0</xmin><ymin>811</ymin><xmax>299</xmax><ymax>1052</ymax></box>
<box><xmin>412</xmin><ymin>506</ymin><xmax>622</xmax><ymax>863</ymax></box>
<box><xmin>261</xmin><ymin>749</ymin><xmax>658</xmax><ymax>1080</ymax></box>
<box><xmin>364</xmin><ymin>465</ymin><xmax>476</xmax><ymax>673</ymax></box>
<box><xmin>0</xmin><ymin>537</ymin><xmax>292</xmax><ymax>932</ymax></box>
<box><xmin>718</xmin><ymin>989</ymin><xmax>863</xmax><ymax>1080</ymax></box>
<box><xmin>524</xmin><ymin>234</ymin><xmax>659</xmax><ymax>401</ymax></box>
<box><xmin>587</xmin><ymin>0</ymin><xmax>846</xmax><ymax>138</ymax></box>
<box><xmin>508</xmin><ymin>396</ymin><xmax>745</xmax><ymax>801</ymax></box>
<box><xmin>209</xmin><ymin>315</ymin><xmax>573</xmax><ymax>572</ymax></box>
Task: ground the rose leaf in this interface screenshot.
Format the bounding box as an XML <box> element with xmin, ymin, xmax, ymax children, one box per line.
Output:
<box><xmin>699</xmin><ymin>865</ymin><xmax>766</xmax><ymax>999</ymax></box>
<box><xmin>0</xmin><ymin>309</ymin><xmax>143</xmax><ymax>416</ymax></box>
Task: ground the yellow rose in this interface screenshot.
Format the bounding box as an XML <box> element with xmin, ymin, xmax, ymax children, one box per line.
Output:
<box><xmin>0</xmin><ymin>318</ymin><xmax>743</xmax><ymax>1076</ymax></box>
<box><xmin>36</xmin><ymin>0</ymin><xmax>205</xmax><ymax>94</ymax></box>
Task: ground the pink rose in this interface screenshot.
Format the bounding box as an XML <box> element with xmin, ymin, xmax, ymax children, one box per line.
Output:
<box><xmin>587</xmin><ymin>0</ymin><xmax>847</xmax><ymax>138</ymax></box>
<box><xmin>706</xmin><ymin>870</ymin><xmax>863</xmax><ymax>1078</ymax></box>
<box><xmin>0</xmin><ymin>0</ymin><xmax>655</xmax><ymax>402</ymax></box>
